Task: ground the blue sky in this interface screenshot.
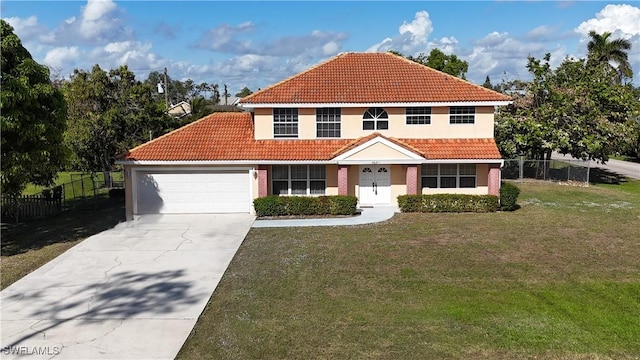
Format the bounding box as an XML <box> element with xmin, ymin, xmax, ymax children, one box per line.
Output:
<box><xmin>3</xmin><ymin>1</ymin><xmax>640</xmax><ymax>94</ymax></box>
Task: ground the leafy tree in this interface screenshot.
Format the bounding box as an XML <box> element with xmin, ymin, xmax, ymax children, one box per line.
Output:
<box><xmin>64</xmin><ymin>65</ymin><xmax>173</xmax><ymax>172</ymax></box>
<box><xmin>495</xmin><ymin>53</ymin><xmax>639</xmax><ymax>162</ymax></box>
<box><xmin>235</xmin><ymin>86</ymin><xmax>253</xmax><ymax>98</ymax></box>
<box><xmin>391</xmin><ymin>48</ymin><xmax>469</xmax><ymax>79</ymax></box>
<box><xmin>587</xmin><ymin>31</ymin><xmax>633</xmax><ymax>82</ymax></box>
<box><xmin>1</xmin><ymin>20</ymin><xmax>68</xmax><ymax>196</ymax></box>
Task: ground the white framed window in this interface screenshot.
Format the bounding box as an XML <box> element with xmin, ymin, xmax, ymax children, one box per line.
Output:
<box><xmin>421</xmin><ymin>164</ymin><xmax>477</xmax><ymax>189</ymax></box>
<box><xmin>274</xmin><ymin>108</ymin><xmax>298</xmax><ymax>138</ymax></box>
<box><xmin>449</xmin><ymin>106</ymin><xmax>475</xmax><ymax>124</ymax></box>
<box><xmin>316</xmin><ymin>108</ymin><xmax>341</xmax><ymax>138</ymax></box>
<box><xmin>272</xmin><ymin>165</ymin><xmax>326</xmax><ymax>196</ymax></box>
<box><xmin>363</xmin><ymin>107</ymin><xmax>389</xmax><ymax>130</ymax></box>
<box><xmin>406</xmin><ymin>107</ymin><xmax>431</xmax><ymax>125</ymax></box>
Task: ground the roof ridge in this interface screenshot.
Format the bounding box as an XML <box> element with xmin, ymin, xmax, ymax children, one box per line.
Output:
<box><xmin>383</xmin><ymin>51</ymin><xmax>510</xmax><ymax>101</ymax></box>
<box><xmin>240</xmin><ymin>53</ymin><xmax>350</xmax><ymax>104</ymax></box>
<box><xmin>116</xmin><ymin>112</ymin><xmax>250</xmax><ymax>159</ymax></box>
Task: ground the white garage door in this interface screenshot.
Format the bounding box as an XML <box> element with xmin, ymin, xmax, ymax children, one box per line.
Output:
<box><xmin>135</xmin><ymin>170</ymin><xmax>250</xmax><ymax>214</ymax></box>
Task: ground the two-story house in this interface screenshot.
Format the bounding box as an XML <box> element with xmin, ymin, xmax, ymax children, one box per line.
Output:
<box><xmin>117</xmin><ymin>52</ymin><xmax>511</xmax><ymax>219</ymax></box>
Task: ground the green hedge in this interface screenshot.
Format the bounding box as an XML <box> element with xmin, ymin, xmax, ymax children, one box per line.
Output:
<box><xmin>499</xmin><ymin>181</ymin><xmax>520</xmax><ymax>211</ymax></box>
<box><xmin>397</xmin><ymin>194</ymin><xmax>499</xmax><ymax>213</ymax></box>
<box><xmin>254</xmin><ymin>195</ymin><xmax>357</xmax><ymax>217</ymax></box>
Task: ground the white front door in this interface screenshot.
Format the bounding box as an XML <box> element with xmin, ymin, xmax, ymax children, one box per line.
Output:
<box><xmin>359</xmin><ymin>165</ymin><xmax>391</xmax><ymax>205</ymax></box>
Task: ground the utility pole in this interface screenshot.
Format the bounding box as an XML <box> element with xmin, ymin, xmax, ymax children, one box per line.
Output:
<box><xmin>163</xmin><ymin>67</ymin><xmax>169</xmax><ymax>109</ymax></box>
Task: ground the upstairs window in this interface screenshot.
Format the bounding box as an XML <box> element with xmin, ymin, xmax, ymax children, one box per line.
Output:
<box><xmin>273</xmin><ymin>108</ymin><xmax>298</xmax><ymax>138</ymax></box>
<box><xmin>316</xmin><ymin>108</ymin><xmax>341</xmax><ymax>138</ymax></box>
<box><xmin>406</xmin><ymin>107</ymin><xmax>432</xmax><ymax>125</ymax></box>
<box><xmin>449</xmin><ymin>106</ymin><xmax>475</xmax><ymax>124</ymax></box>
<box><xmin>363</xmin><ymin>107</ymin><xmax>389</xmax><ymax>130</ymax></box>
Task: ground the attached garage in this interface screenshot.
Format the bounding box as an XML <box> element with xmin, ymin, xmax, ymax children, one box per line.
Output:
<box><xmin>132</xmin><ymin>168</ymin><xmax>252</xmax><ymax>215</ymax></box>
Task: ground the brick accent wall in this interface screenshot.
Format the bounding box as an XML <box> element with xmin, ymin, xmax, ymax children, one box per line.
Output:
<box><xmin>406</xmin><ymin>165</ymin><xmax>419</xmax><ymax>195</ymax></box>
<box><xmin>488</xmin><ymin>164</ymin><xmax>501</xmax><ymax>196</ymax></box>
<box><xmin>338</xmin><ymin>165</ymin><xmax>349</xmax><ymax>195</ymax></box>
<box><xmin>258</xmin><ymin>165</ymin><xmax>268</xmax><ymax>197</ymax></box>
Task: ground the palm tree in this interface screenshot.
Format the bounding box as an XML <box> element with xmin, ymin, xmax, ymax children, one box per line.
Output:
<box><xmin>587</xmin><ymin>30</ymin><xmax>633</xmax><ymax>81</ymax></box>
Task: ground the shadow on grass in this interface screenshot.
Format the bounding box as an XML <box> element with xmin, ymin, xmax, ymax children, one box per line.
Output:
<box><xmin>589</xmin><ymin>167</ymin><xmax>630</xmax><ymax>185</ymax></box>
<box><xmin>1</xmin><ymin>198</ymin><xmax>125</xmax><ymax>257</ymax></box>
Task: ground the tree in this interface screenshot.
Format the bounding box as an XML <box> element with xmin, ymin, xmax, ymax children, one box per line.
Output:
<box><xmin>391</xmin><ymin>48</ymin><xmax>469</xmax><ymax>79</ymax></box>
<box><xmin>1</xmin><ymin>20</ymin><xmax>68</xmax><ymax>196</ymax></box>
<box><xmin>235</xmin><ymin>86</ymin><xmax>253</xmax><ymax>98</ymax></box>
<box><xmin>482</xmin><ymin>76</ymin><xmax>493</xmax><ymax>89</ymax></box>
<box><xmin>495</xmin><ymin>53</ymin><xmax>639</xmax><ymax>163</ymax></box>
<box><xmin>587</xmin><ymin>31</ymin><xmax>633</xmax><ymax>82</ymax></box>
<box><xmin>64</xmin><ymin>65</ymin><xmax>173</xmax><ymax>172</ymax></box>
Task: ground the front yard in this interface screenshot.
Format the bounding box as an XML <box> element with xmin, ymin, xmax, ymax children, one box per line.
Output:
<box><xmin>178</xmin><ymin>181</ymin><xmax>640</xmax><ymax>359</ymax></box>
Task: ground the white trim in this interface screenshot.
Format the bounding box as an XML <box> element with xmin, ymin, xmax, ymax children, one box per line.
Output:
<box><xmin>239</xmin><ymin>101</ymin><xmax>512</xmax><ymax>109</ymax></box>
<box><xmin>338</xmin><ymin>159</ymin><xmax>423</xmax><ymax>165</ymax></box>
<box><xmin>423</xmin><ymin>159</ymin><xmax>504</xmax><ymax>165</ymax></box>
<box><xmin>333</xmin><ymin>136</ymin><xmax>425</xmax><ymax>161</ymax></box>
<box><xmin>118</xmin><ymin>159</ymin><xmax>504</xmax><ymax>166</ymax></box>
<box><xmin>131</xmin><ymin>166</ymin><xmax>253</xmax><ymax>215</ymax></box>
<box><xmin>116</xmin><ymin>160</ymin><xmax>332</xmax><ymax>165</ymax></box>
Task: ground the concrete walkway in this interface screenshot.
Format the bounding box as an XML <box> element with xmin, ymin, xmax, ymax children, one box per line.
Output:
<box><xmin>1</xmin><ymin>214</ymin><xmax>255</xmax><ymax>360</ymax></box>
<box><xmin>252</xmin><ymin>206</ymin><xmax>399</xmax><ymax>228</ymax></box>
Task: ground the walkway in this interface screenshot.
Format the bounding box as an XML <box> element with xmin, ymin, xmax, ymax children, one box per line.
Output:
<box><xmin>252</xmin><ymin>206</ymin><xmax>399</xmax><ymax>228</ymax></box>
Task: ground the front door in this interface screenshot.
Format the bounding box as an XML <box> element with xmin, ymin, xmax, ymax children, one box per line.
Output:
<box><xmin>359</xmin><ymin>165</ymin><xmax>391</xmax><ymax>205</ymax></box>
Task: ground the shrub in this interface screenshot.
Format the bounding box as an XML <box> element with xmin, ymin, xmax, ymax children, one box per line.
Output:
<box><xmin>499</xmin><ymin>181</ymin><xmax>520</xmax><ymax>211</ymax></box>
<box><xmin>397</xmin><ymin>194</ymin><xmax>499</xmax><ymax>213</ymax></box>
<box><xmin>253</xmin><ymin>195</ymin><xmax>357</xmax><ymax>217</ymax></box>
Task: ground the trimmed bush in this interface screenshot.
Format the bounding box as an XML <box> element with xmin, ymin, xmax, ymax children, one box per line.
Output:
<box><xmin>500</xmin><ymin>181</ymin><xmax>520</xmax><ymax>211</ymax></box>
<box><xmin>397</xmin><ymin>194</ymin><xmax>499</xmax><ymax>213</ymax></box>
<box><xmin>253</xmin><ymin>195</ymin><xmax>357</xmax><ymax>217</ymax></box>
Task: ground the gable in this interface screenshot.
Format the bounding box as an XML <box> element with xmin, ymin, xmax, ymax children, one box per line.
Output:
<box><xmin>343</xmin><ymin>142</ymin><xmax>415</xmax><ymax>161</ymax></box>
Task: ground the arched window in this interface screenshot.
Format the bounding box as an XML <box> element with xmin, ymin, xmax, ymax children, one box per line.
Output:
<box><xmin>362</xmin><ymin>107</ymin><xmax>389</xmax><ymax>130</ymax></box>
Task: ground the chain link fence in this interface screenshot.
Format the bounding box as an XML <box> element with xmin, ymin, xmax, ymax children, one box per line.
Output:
<box><xmin>502</xmin><ymin>158</ymin><xmax>590</xmax><ymax>184</ymax></box>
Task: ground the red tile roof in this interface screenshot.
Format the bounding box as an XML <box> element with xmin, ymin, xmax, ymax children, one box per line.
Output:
<box><xmin>240</xmin><ymin>52</ymin><xmax>511</xmax><ymax>105</ymax></box>
<box><xmin>118</xmin><ymin>112</ymin><xmax>501</xmax><ymax>162</ymax></box>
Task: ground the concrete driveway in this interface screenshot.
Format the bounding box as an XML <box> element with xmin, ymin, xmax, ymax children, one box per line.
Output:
<box><xmin>1</xmin><ymin>213</ymin><xmax>255</xmax><ymax>359</ymax></box>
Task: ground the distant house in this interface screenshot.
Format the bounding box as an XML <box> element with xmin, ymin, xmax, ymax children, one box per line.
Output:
<box><xmin>117</xmin><ymin>52</ymin><xmax>511</xmax><ymax>219</ymax></box>
<box><xmin>167</xmin><ymin>101</ymin><xmax>191</xmax><ymax>118</ymax></box>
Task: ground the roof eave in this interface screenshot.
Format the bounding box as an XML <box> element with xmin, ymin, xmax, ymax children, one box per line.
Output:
<box><xmin>238</xmin><ymin>101</ymin><xmax>512</xmax><ymax>109</ymax></box>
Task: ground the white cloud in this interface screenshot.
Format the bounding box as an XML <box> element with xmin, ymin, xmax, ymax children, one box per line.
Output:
<box><xmin>322</xmin><ymin>41</ymin><xmax>340</xmax><ymax>55</ymax></box>
<box><xmin>90</xmin><ymin>41</ymin><xmax>163</xmax><ymax>71</ymax></box>
<box><xmin>78</xmin><ymin>0</ymin><xmax>118</xmax><ymax>39</ymax></box>
<box><xmin>5</xmin><ymin>16</ymin><xmax>49</xmax><ymax>43</ymax></box>
<box><xmin>43</xmin><ymin>47</ymin><xmax>81</xmax><ymax>69</ymax></box>
<box><xmin>367</xmin><ymin>11</ymin><xmax>434</xmax><ymax>54</ymax></box>
<box><xmin>575</xmin><ymin>4</ymin><xmax>640</xmax><ymax>39</ymax></box>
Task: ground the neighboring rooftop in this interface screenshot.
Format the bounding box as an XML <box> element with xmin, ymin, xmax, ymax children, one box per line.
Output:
<box><xmin>240</xmin><ymin>52</ymin><xmax>511</xmax><ymax>105</ymax></box>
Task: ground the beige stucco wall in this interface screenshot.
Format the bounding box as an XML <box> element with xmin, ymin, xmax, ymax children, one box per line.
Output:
<box><xmin>253</xmin><ymin>106</ymin><xmax>495</xmax><ymax>140</ymax></box>
<box><xmin>390</xmin><ymin>165</ymin><xmax>405</xmax><ymax>206</ymax></box>
<box><xmin>345</xmin><ymin>142</ymin><xmax>412</xmax><ymax>160</ymax></box>
<box><xmin>325</xmin><ymin>164</ymin><xmax>339</xmax><ymax>195</ymax></box>
<box><xmin>348</xmin><ymin>165</ymin><xmax>359</xmax><ymax>197</ymax></box>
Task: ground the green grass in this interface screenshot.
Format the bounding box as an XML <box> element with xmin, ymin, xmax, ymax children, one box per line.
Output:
<box><xmin>21</xmin><ymin>171</ymin><xmax>124</xmax><ymax>196</ymax></box>
<box><xmin>178</xmin><ymin>180</ymin><xmax>640</xmax><ymax>359</ymax></box>
<box><xmin>0</xmin><ymin>198</ymin><xmax>125</xmax><ymax>290</ymax></box>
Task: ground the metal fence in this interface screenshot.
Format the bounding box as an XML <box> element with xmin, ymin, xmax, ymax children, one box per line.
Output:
<box><xmin>2</xmin><ymin>171</ymin><xmax>125</xmax><ymax>222</ymax></box>
<box><xmin>502</xmin><ymin>158</ymin><xmax>590</xmax><ymax>184</ymax></box>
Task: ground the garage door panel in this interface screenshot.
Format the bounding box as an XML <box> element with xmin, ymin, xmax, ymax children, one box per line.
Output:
<box><xmin>136</xmin><ymin>170</ymin><xmax>250</xmax><ymax>214</ymax></box>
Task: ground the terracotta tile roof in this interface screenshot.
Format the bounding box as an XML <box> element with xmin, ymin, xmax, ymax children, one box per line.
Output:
<box><xmin>240</xmin><ymin>52</ymin><xmax>511</xmax><ymax>105</ymax></box>
<box><xmin>119</xmin><ymin>112</ymin><xmax>501</xmax><ymax>162</ymax></box>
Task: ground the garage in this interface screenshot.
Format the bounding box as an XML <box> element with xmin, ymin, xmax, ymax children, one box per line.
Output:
<box><xmin>134</xmin><ymin>169</ymin><xmax>251</xmax><ymax>214</ymax></box>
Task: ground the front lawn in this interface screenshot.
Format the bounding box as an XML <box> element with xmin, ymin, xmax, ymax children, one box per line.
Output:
<box><xmin>178</xmin><ymin>181</ymin><xmax>640</xmax><ymax>359</ymax></box>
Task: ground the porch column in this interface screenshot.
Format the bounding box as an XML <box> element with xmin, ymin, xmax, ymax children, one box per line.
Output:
<box><xmin>338</xmin><ymin>165</ymin><xmax>349</xmax><ymax>195</ymax></box>
<box><xmin>406</xmin><ymin>165</ymin><xmax>419</xmax><ymax>195</ymax></box>
<box><xmin>488</xmin><ymin>164</ymin><xmax>501</xmax><ymax>196</ymax></box>
<box><xmin>258</xmin><ymin>165</ymin><xmax>268</xmax><ymax>197</ymax></box>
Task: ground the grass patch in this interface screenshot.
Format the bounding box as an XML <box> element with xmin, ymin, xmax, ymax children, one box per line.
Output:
<box><xmin>178</xmin><ymin>181</ymin><xmax>640</xmax><ymax>359</ymax></box>
<box><xmin>1</xmin><ymin>198</ymin><xmax>125</xmax><ymax>290</ymax></box>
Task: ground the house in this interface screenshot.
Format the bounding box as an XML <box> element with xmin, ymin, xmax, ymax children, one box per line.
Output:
<box><xmin>167</xmin><ymin>101</ymin><xmax>192</xmax><ymax>118</ymax></box>
<box><xmin>116</xmin><ymin>52</ymin><xmax>511</xmax><ymax>219</ymax></box>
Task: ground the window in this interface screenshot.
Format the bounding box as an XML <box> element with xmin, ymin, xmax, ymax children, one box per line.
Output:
<box><xmin>363</xmin><ymin>107</ymin><xmax>389</xmax><ymax>130</ymax></box>
<box><xmin>449</xmin><ymin>106</ymin><xmax>475</xmax><ymax>124</ymax></box>
<box><xmin>316</xmin><ymin>108</ymin><xmax>341</xmax><ymax>138</ymax></box>
<box><xmin>271</xmin><ymin>165</ymin><xmax>326</xmax><ymax>196</ymax></box>
<box><xmin>421</xmin><ymin>164</ymin><xmax>477</xmax><ymax>188</ymax></box>
<box><xmin>273</xmin><ymin>108</ymin><xmax>298</xmax><ymax>138</ymax></box>
<box><xmin>406</xmin><ymin>107</ymin><xmax>431</xmax><ymax>125</ymax></box>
